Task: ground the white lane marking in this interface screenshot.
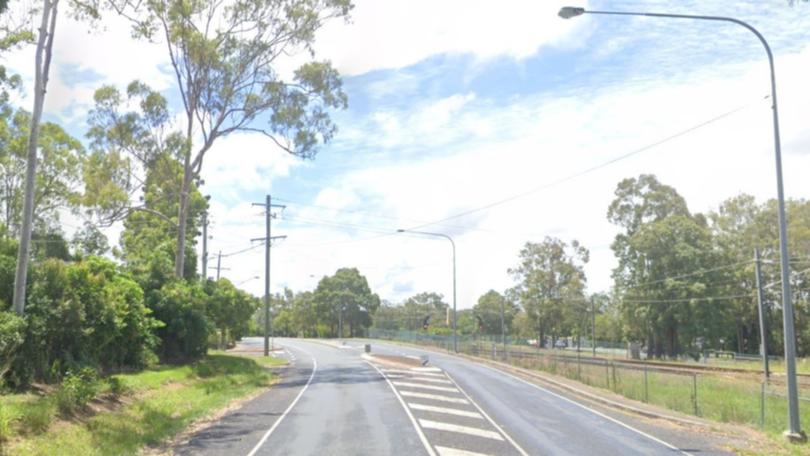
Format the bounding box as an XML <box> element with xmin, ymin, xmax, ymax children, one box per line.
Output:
<box><xmin>444</xmin><ymin>372</ymin><xmax>529</xmax><ymax>456</ymax></box>
<box><xmin>419</xmin><ymin>419</ymin><xmax>504</xmax><ymax>441</ymax></box>
<box><xmin>393</xmin><ymin>381</ymin><xmax>459</xmax><ymax>393</ymax></box>
<box><xmin>408</xmin><ymin>403</ymin><xmax>484</xmax><ymax>419</ymax></box>
<box><xmin>412</xmin><ymin>366</ymin><xmax>443</xmax><ymax>372</ymax></box>
<box><xmin>245</xmin><ymin>346</ymin><xmax>317</xmax><ymax>456</ymax></box>
<box><xmin>401</xmin><ymin>391</ymin><xmax>469</xmax><ymax>405</ymax></box>
<box><xmin>365</xmin><ymin>361</ymin><xmax>437</xmax><ymax>456</ymax></box>
<box><xmin>435</xmin><ymin>446</ymin><xmax>490</xmax><ymax>456</ymax></box>
<box><xmin>383</xmin><ymin>369</ymin><xmax>446</xmax><ymax>378</ymax></box>
<box><xmin>385</xmin><ymin>374</ymin><xmax>406</xmax><ymax>379</ymax></box>
<box><xmin>470</xmin><ymin>361</ymin><xmax>693</xmax><ymax>456</ymax></box>
<box><xmin>400</xmin><ymin>376</ymin><xmax>453</xmax><ymax>385</ymax></box>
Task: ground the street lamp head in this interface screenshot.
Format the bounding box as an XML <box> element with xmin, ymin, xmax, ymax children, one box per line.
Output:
<box><xmin>558</xmin><ymin>6</ymin><xmax>586</xmax><ymax>19</ymax></box>
<box><xmin>397</xmin><ymin>229</ymin><xmax>405</xmax><ymax>233</ymax></box>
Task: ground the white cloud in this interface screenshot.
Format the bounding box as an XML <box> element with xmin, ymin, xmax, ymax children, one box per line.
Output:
<box><xmin>313</xmin><ymin>0</ymin><xmax>589</xmax><ymax>76</ymax></box>
<box><xmin>250</xmin><ymin>43</ymin><xmax>810</xmax><ymax>307</ymax></box>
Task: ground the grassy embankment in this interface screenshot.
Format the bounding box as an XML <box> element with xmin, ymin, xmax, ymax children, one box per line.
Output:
<box><xmin>0</xmin><ymin>352</ymin><xmax>285</xmax><ymax>456</ymax></box>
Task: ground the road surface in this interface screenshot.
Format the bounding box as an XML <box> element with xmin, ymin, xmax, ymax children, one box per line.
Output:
<box><xmin>178</xmin><ymin>338</ymin><xmax>736</xmax><ymax>455</ymax></box>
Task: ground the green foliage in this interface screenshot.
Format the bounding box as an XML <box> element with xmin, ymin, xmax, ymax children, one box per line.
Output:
<box><xmin>508</xmin><ymin>237</ymin><xmax>589</xmax><ymax>347</ymax></box>
<box><xmin>203</xmin><ymin>279</ymin><xmax>257</xmax><ymax>348</ymax></box>
<box><xmin>7</xmin><ymin>257</ymin><xmax>159</xmax><ymax>386</ymax></box>
<box><xmin>0</xmin><ymin>311</ymin><xmax>24</xmax><ymax>383</ymax></box>
<box><xmin>313</xmin><ymin>268</ymin><xmax>380</xmax><ymax>337</ymax></box>
<box><xmin>71</xmin><ymin>222</ymin><xmax>110</xmax><ymax>258</ymax></box>
<box><xmin>148</xmin><ymin>280</ymin><xmax>211</xmax><ymax>362</ymax></box>
<box><xmin>474</xmin><ymin>290</ymin><xmax>519</xmax><ymax>335</ymax></box>
<box><xmin>94</xmin><ymin>0</ymin><xmax>352</xmax><ymax>277</ymax></box>
<box><xmin>0</xmin><ymin>108</ymin><xmax>85</xmax><ymax>235</ymax></box>
<box><xmin>55</xmin><ymin>368</ymin><xmax>100</xmax><ymax>415</ymax></box>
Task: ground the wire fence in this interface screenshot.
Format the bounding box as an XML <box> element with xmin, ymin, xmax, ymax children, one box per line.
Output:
<box><xmin>368</xmin><ymin>329</ymin><xmax>810</xmax><ymax>434</ymax></box>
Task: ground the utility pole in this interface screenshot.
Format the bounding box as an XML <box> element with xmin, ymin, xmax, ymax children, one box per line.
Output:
<box><xmin>500</xmin><ymin>298</ymin><xmax>506</xmax><ymax>352</ymax></box>
<box><xmin>252</xmin><ymin>194</ymin><xmax>286</xmax><ymax>357</ymax></box>
<box><xmin>755</xmin><ymin>248</ymin><xmax>770</xmax><ymax>380</ymax></box>
<box><xmin>214</xmin><ymin>251</ymin><xmax>230</xmax><ymax>280</ymax></box>
<box><xmin>592</xmin><ymin>297</ymin><xmax>597</xmax><ymax>357</ymax></box>
<box><xmin>201</xmin><ymin>211</ymin><xmax>209</xmax><ymax>281</ymax></box>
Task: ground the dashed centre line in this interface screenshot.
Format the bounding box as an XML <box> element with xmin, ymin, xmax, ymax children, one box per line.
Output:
<box><xmin>408</xmin><ymin>403</ymin><xmax>484</xmax><ymax>419</ymax></box>
<box><xmin>400</xmin><ymin>391</ymin><xmax>470</xmax><ymax>404</ymax></box>
<box><xmin>419</xmin><ymin>419</ymin><xmax>505</xmax><ymax>441</ymax></box>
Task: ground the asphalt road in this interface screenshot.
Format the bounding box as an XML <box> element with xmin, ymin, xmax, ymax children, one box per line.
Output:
<box><xmin>178</xmin><ymin>338</ymin><xmax>735</xmax><ymax>456</ymax></box>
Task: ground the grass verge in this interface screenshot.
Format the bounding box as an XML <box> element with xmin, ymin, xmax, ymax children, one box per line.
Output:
<box><xmin>0</xmin><ymin>353</ymin><xmax>286</xmax><ymax>456</ymax></box>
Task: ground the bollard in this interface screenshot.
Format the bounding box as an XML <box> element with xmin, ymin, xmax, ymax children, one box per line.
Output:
<box><xmin>364</xmin><ymin>344</ymin><xmax>371</xmax><ymax>354</ymax></box>
<box><xmin>605</xmin><ymin>360</ymin><xmax>610</xmax><ymax>389</ymax></box>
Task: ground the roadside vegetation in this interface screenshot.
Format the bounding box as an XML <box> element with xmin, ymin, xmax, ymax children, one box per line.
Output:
<box><xmin>0</xmin><ymin>353</ymin><xmax>284</xmax><ymax>456</ymax></box>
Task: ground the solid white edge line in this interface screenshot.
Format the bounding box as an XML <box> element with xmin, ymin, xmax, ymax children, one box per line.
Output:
<box><xmin>365</xmin><ymin>360</ymin><xmax>438</xmax><ymax>456</ymax></box>
<box><xmin>473</xmin><ymin>361</ymin><xmax>694</xmax><ymax>456</ymax></box>
<box><xmin>443</xmin><ymin>372</ymin><xmax>529</xmax><ymax>456</ymax></box>
<box><xmin>245</xmin><ymin>346</ymin><xmax>318</xmax><ymax>456</ymax></box>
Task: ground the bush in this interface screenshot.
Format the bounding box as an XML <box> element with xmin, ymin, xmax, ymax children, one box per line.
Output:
<box><xmin>148</xmin><ymin>281</ymin><xmax>211</xmax><ymax>363</ymax></box>
<box><xmin>8</xmin><ymin>257</ymin><xmax>160</xmax><ymax>386</ymax></box>
<box><xmin>0</xmin><ymin>312</ymin><xmax>25</xmax><ymax>385</ymax></box>
<box><xmin>55</xmin><ymin>367</ymin><xmax>100</xmax><ymax>415</ymax></box>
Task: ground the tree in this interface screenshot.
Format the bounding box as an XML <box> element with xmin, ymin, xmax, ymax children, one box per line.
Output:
<box><xmin>98</xmin><ymin>0</ymin><xmax>352</xmax><ymax>277</ymax></box>
<box><xmin>82</xmin><ymin>81</ymin><xmax>187</xmax><ymax>227</ymax></box>
<box><xmin>0</xmin><ymin>108</ymin><xmax>84</xmax><ymax>234</ymax></box>
<box><xmin>403</xmin><ymin>291</ymin><xmax>449</xmax><ymax>331</ymax></box>
<box><xmin>508</xmin><ymin>237</ymin><xmax>589</xmax><ymax>348</ymax></box>
<box><xmin>205</xmin><ymin>278</ymin><xmax>257</xmax><ymax>348</ymax></box>
<box><xmin>609</xmin><ymin>175</ymin><xmax>728</xmax><ymax>358</ymax></box>
<box><xmin>71</xmin><ymin>221</ymin><xmax>110</xmax><ymax>257</ymax></box>
<box><xmin>313</xmin><ymin>267</ymin><xmax>379</xmax><ymax>337</ymax></box>
<box><xmin>13</xmin><ymin>0</ymin><xmax>60</xmax><ymax>314</ymax></box>
<box><xmin>473</xmin><ymin>290</ymin><xmax>518</xmax><ymax>336</ymax></box>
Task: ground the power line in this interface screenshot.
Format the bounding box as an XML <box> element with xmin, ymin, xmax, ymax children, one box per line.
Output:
<box><xmin>620</xmin><ymin>293</ymin><xmax>754</xmax><ymax>304</ymax></box>
<box><xmin>617</xmin><ymin>260</ymin><xmax>753</xmax><ymax>289</ymax></box>
<box><xmin>404</xmin><ymin>96</ymin><xmax>765</xmax><ymax>231</ymax></box>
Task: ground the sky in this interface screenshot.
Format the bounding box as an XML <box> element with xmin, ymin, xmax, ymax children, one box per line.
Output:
<box><xmin>4</xmin><ymin>0</ymin><xmax>810</xmax><ymax>308</ymax></box>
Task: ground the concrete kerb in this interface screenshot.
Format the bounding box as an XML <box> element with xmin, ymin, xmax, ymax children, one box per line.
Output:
<box><xmin>360</xmin><ymin>338</ymin><xmax>709</xmax><ymax>429</ymax></box>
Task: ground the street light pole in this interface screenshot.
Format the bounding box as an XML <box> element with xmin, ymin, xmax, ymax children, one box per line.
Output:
<box><xmin>398</xmin><ymin>229</ymin><xmax>458</xmax><ymax>353</ymax></box>
<box><xmin>559</xmin><ymin>6</ymin><xmax>803</xmax><ymax>441</ymax></box>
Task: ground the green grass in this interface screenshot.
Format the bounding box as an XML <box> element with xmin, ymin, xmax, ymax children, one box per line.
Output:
<box><xmin>0</xmin><ymin>353</ymin><xmax>284</xmax><ymax>456</ymax></box>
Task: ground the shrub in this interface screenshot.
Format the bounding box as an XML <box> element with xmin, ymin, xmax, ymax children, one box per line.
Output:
<box><xmin>0</xmin><ymin>312</ymin><xmax>25</xmax><ymax>385</ymax></box>
<box><xmin>8</xmin><ymin>257</ymin><xmax>159</xmax><ymax>386</ymax></box>
<box><xmin>55</xmin><ymin>367</ymin><xmax>100</xmax><ymax>415</ymax></box>
<box><xmin>148</xmin><ymin>281</ymin><xmax>211</xmax><ymax>363</ymax></box>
